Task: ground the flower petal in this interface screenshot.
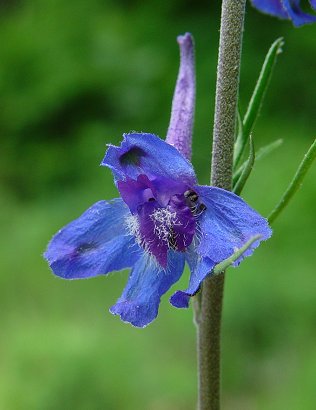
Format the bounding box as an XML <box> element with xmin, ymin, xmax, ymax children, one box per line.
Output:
<box><xmin>195</xmin><ymin>186</ymin><xmax>272</xmax><ymax>264</ymax></box>
<box><xmin>251</xmin><ymin>0</ymin><xmax>316</xmax><ymax>26</ymax></box>
<box><xmin>170</xmin><ymin>249</ymin><xmax>215</xmax><ymax>308</ymax></box>
<box><xmin>110</xmin><ymin>250</ymin><xmax>185</xmax><ymax>327</ymax></box>
<box><xmin>44</xmin><ymin>199</ymin><xmax>141</xmax><ymax>279</ymax></box>
<box><xmin>117</xmin><ymin>174</ymin><xmax>156</xmax><ymax>214</ymax></box>
<box><xmin>283</xmin><ymin>0</ymin><xmax>316</xmax><ymax>26</ymax></box>
<box><xmin>102</xmin><ymin>133</ymin><xmax>197</xmax><ymax>186</ymax></box>
<box><xmin>250</xmin><ymin>0</ymin><xmax>289</xmax><ymax>19</ymax></box>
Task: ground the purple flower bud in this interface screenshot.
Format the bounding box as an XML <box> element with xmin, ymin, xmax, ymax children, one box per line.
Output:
<box><xmin>166</xmin><ymin>33</ymin><xmax>195</xmax><ymax>160</ymax></box>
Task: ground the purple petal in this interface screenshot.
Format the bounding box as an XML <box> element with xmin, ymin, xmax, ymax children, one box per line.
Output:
<box><xmin>110</xmin><ymin>250</ymin><xmax>185</xmax><ymax>327</ymax></box>
<box><xmin>310</xmin><ymin>0</ymin><xmax>316</xmax><ymax>11</ymax></box>
<box><xmin>283</xmin><ymin>0</ymin><xmax>316</xmax><ymax>26</ymax></box>
<box><xmin>166</xmin><ymin>33</ymin><xmax>195</xmax><ymax>161</ymax></box>
<box><xmin>250</xmin><ymin>0</ymin><xmax>289</xmax><ymax>19</ymax></box>
<box><xmin>136</xmin><ymin>193</ymin><xmax>196</xmax><ymax>266</ymax></box>
<box><xmin>195</xmin><ymin>186</ymin><xmax>272</xmax><ymax>264</ymax></box>
<box><xmin>102</xmin><ymin>133</ymin><xmax>197</xmax><ymax>186</ymax></box>
<box><xmin>168</xmin><ymin>194</ymin><xmax>196</xmax><ymax>252</ymax></box>
<box><xmin>150</xmin><ymin>176</ymin><xmax>188</xmax><ymax>208</ymax></box>
<box><xmin>118</xmin><ymin>175</ymin><xmax>156</xmax><ymax>213</ymax></box>
<box><xmin>44</xmin><ymin>199</ymin><xmax>141</xmax><ymax>279</ymax></box>
<box><xmin>170</xmin><ymin>250</ymin><xmax>215</xmax><ymax>308</ymax></box>
<box><xmin>118</xmin><ymin>174</ymin><xmax>188</xmax><ymax>212</ymax></box>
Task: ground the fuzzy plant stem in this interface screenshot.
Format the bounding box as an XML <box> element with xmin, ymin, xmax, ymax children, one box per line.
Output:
<box><xmin>196</xmin><ymin>1</ymin><xmax>246</xmax><ymax>409</ymax></box>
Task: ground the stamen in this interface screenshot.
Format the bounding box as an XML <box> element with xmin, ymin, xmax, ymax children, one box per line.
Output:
<box><xmin>150</xmin><ymin>207</ymin><xmax>181</xmax><ymax>247</ymax></box>
<box><xmin>125</xmin><ymin>214</ymin><xmax>141</xmax><ymax>241</ymax></box>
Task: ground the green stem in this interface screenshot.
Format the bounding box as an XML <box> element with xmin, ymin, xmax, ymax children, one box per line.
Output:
<box><xmin>196</xmin><ymin>1</ymin><xmax>246</xmax><ymax>409</ymax></box>
<box><xmin>268</xmin><ymin>138</ymin><xmax>316</xmax><ymax>223</ymax></box>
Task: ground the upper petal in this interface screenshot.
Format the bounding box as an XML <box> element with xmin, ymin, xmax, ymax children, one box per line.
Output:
<box><xmin>117</xmin><ymin>174</ymin><xmax>156</xmax><ymax>214</ymax></box>
<box><xmin>110</xmin><ymin>250</ymin><xmax>185</xmax><ymax>327</ymax></box>
<box><xmin>195</xmin><ymin>186</ymin><xmax>272</xmax><ymax>264</ymax></box>
<box><xmin>102</xmin><ymin>133</ymin><xmax>197</xmax><ymax>186</ymax></box>
<box><xmin>44</xmin><ymin>199</ymin><xmax>142</xmax><ymax>279</ymax></box>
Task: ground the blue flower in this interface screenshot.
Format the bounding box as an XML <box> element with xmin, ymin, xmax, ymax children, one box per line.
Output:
<box><xmin>44</xmin><ymin>132</ymin><xmax>271</xmax><ymax>327</ymax></box>
<box><xmin>44</xmin><ymin>33</ymin><xmax>272</xmax><ymax>327</ymax></box>
<box><xmin>250</xmin><ymin>0</ymin><xmax>316</xmax><ymax>26</ymax></box>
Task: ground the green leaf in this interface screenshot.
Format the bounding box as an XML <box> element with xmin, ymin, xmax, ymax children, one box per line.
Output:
<box><xmin>233</xmin><ymin>138</ymin><xmax>283</xmax><ymax>184</ymax></box>
<box><xmin>268</xmin><ymin>138</ymin><xmax>316</xmax><ymax>223</ymax></box>
<box><xmin>213</xmin><ymin>234</ymin><xmax>262</xmax><ymax>275</ymax></box>
<box><xmin>234</xmin><ymin>37</ymin><xmax>284</xmax><ymax>167</ymax></box>
<box><xmin>255</xmin><ymin>138</ymin><xmax>283</xmax><ymax>161</ymax></box>
<box><xmin>236</xmin><ymin>108</ymin><xmax>243</xmax><ymax>142</ymax></box>
<box><xmin>233</xmin><ymin>135</ymin><xmax>255</xmax><ymax>195</ymax></box>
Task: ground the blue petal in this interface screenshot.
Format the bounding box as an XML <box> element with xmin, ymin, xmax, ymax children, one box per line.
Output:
<box><xmin>102</xmin><ymin>133</ymin><xmax>197</xmax><ymax>186</ymax></box>
<box><xmin>283</xmin><ymin>0</ymin><xmax>316</xmax><ymax>26</ymax></box>
<box><xmin>251</xmin><ymin>0</ymin><xmax>289</xmax><ymax>19</ymax></box>
<box><xmin>195</xmin><ymin>186</ymin><xmax>272</xmax><ymax>265</ymax></box>
<box><xmin>110</xmin><ymin>250</ymin><xmax>185</xmax><ymax>327</ymax></box>
<box><xmin>44</xmin><ymin>199</ymin><xmax>141</xmax><ymax>279</ymax></box>
<box><xmin>170</xmin><ymin>249</ymin><xmax>215</xmax><ymax>308</ymax></box>
<box><xmin>251</xmin><ymin>0</ymin><xmax>316</xmax><ymax>26</ymax></box>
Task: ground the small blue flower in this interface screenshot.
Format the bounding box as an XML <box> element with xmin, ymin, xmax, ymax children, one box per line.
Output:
<box><xmin>44</xmin><ymin>33</ymin><xmax>272</xmax><ymax>327</ymax></box>
<box><xmin>44</xmin><ymin>132</ymin><xmax>271</xmax><ymax>327</ymax></box>
<box><xmin>250</xmin><ymin>0</ymin><xmax>316</xmax><ymax>26</ymax></box>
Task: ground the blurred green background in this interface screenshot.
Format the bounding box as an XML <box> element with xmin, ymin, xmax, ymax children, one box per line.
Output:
<box><xmin>1</xmin><ymin>0</ymin><xmax>315</xmax><ymax>409</ymax></box>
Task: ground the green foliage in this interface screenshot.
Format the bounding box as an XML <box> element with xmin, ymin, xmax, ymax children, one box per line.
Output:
<box><xmin>1</xmin><ymin>1</ymin><xmax>316</xmax><ymax>409</ymax></box>
<box><xmin>268</xmin><ymin>138</ymin><xmax>316</xmax><ymax>223</ymax></box>
<box><xmin>234</xmin><ymin>37</ymin><xmax>284</xmax><ymax>167</ymax></box>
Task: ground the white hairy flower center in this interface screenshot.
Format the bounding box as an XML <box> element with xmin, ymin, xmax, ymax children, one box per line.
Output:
<box><xmin>150</xmin><ymin>207</ymin><xmax>181</xmax><ymax>243</ymax></box>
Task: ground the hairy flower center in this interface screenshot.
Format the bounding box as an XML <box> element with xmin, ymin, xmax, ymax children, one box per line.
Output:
<box><xmin>125</xmin><ymin>214</ymin><xmax>140</xmax><ymax>238</ymax></box>
<box><xmin>150</xmin><ymin>207</ymin><xmax>181</xmax><ymax>246</ymax></box>
<box><xmin>120</xmin><ymin>174</ymin><xmax>204</xmax><ymax>266</ymax></box>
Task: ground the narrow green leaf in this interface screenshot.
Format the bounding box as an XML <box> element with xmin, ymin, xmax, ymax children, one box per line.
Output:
<box><xmin>234</xmin><ymin>37</ymin><xmax>284</xmax><ymax>167</ymax></box>
<box><xmin>213</xmin><ymin>235</ymin><xmax>262</xmax><ymax>275</ymax></box>
<box><xmin>255</xmin><ymin>138</ymin><xmax>283</xmax><ymax>161</ymax></box>
<box><xmin>233</xmin><ymin>135</ymin><xmax>255</xmax><ymax>195</ymax></box>
<box><xmin>268</xmin><ymin>138</ymin><xmax>316</xmax><ymax>223</ymax></box>
<box><xmin>236</xmin><ymin>109</ymin><xmax>243</xmax><ymax>141</ymax></box>
<box><xmin>233</xmin><ymin>138</ymin><xmax>283</xmax><ymax>184</ymax></box>
<box><xmin>233</xmin><ymin>109</ymin><xmax>244</xmax><ymax>168</ymax></box>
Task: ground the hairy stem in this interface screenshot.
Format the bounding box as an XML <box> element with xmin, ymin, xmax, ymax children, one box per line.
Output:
<box><xmin>196</xmin><ymin>1</ymin><xmax>246</xmax><ymax>409</ymax></box>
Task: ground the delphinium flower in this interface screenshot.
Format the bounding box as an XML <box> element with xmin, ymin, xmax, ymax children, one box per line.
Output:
<box><xmin>251</xmin><ymin>0</ymin><xmax>316</xmax><ymax>26</ymax></box>
<box><xmin>44</xmin><ymin>33</ymin><xmax>272</xmax><ymax>328</ymax></box>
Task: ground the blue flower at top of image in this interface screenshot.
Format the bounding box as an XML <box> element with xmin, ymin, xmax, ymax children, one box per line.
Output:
<box><xmin>251</xmin><ymin>0</ymin><xmax>316</xmax><ymax>26</ymax></box>
<box><xmin>43</xmin><ymin>34</ymin><xmax>272</xmax><ymax>328</ymax></box>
